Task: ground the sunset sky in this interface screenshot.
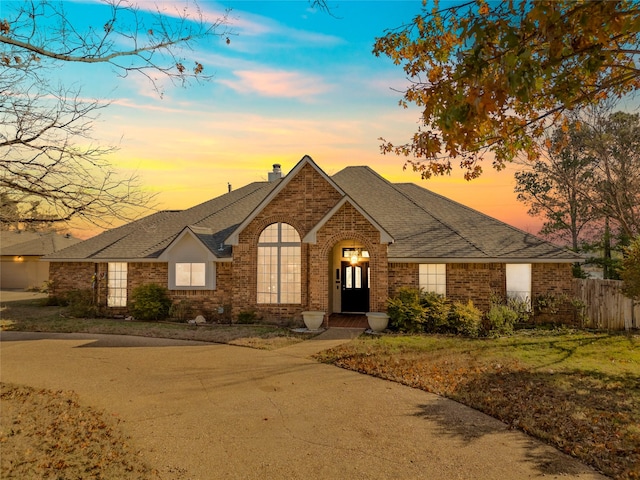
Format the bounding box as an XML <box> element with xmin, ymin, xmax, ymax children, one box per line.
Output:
<box><xmin>42</xmin><ymin>0</ymin><xmax>547</xmax><ymax>238</ymax></box>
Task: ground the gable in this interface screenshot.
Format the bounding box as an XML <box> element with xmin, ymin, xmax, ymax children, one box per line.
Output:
<box><xmin>303</xmin><ymin>196</ymin><xmax>393</xmax><ymax>244</ymax></box>
<box><xmin>225</xmin><ymin>155</ymin><xmax>344</xmax><ymax>245</ymax></box>
<box><xmin>158</xmin><ymin>227</ymin><xmax>217</xmax><ymax>262</ymax></box>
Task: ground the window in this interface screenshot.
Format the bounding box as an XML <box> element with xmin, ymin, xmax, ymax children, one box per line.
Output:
<box><xmin>419</xmin><ymin>264</ymin><xmax>446</xmax><ymax>295</ymax></box>
<box><xmin>176</xmin><ymin>263</ymin><xmax>206</xmax><ymax>287</ymax></box>
<box><xmin>107</xmin><ymin>262</ymin><xmax>127</xmax><ymax>307</ymax></box>
<box><xmin>257</xmin><ymin>223</ymin><xmax>301</xmax><ymax>304</ymax></box>
<box><xmin>506</xmin><ymin>264</ymin><xmax>532</xmax><ymax>308</ymax></box>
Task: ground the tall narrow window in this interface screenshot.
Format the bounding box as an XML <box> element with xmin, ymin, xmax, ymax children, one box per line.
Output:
<box><xmin>506</xmin><ymin>264</ymin><xmax>532</xmax><ymax>308</ymax></box>
<box><xmin>257</xmin><ymin>223</ymin><xmax>301</xmax><ymax>304</ymax></box>
<box><xmin>108</xmin><ymin>262</ymin><xmax>127</xmax><ymax>307</ymax></box>
<box><xmin>419</xmin><ymin>264</ymin><xmax>446</xmax><ymax>295</ymax></box>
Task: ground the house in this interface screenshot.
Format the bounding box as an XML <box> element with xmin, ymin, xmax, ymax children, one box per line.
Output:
<box><xmin>45</xmin><ymin>156</ymin><xmax>582</xmax><ymax>325</ymax></box>
<box><xmin>1</xmin><ymin>231</ymin><xmax>80</xmax><ymax>290</ymax></box>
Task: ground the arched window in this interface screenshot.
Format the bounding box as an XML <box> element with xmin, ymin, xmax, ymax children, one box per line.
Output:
<box><xmin>257</xmin><ymin>223</ymin><xmax>301</xmax><ymax>304</ymax></box>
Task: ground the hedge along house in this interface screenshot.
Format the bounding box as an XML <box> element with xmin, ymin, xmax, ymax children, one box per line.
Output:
<box><xmin>45</xmin><ymin>156</ymin><xmax>582</xmax><ymax>326</ymax></box>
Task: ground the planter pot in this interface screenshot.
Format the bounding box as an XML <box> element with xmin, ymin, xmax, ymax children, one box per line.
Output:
<box><xmin>366</xmin><ymin>312</ymin><xmax>389</xmax><ymax>332</ymax></box>
<box><xmin>301</xmin><ymin>311</ymin><xmax>325</xmax><ymax>331</ymax></box>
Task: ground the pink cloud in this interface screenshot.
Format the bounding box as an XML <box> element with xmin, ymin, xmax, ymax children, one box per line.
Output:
<box><xmin>220</xmin><ymin>69</ymin><xmax>330</xmax><ymax>98</ymax></box>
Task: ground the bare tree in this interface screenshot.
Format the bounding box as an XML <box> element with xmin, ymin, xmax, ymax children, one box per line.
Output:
<box><xmin>583</xmin><ymin>108</ymin><xmax>640</xmax><ymax>239</ymax></box>
<box><xmin>515</xmin><ymin>123</ymin><xmax>600</xmax><ymax>252</ymax></box>
<box><xmin>0</xmin><ymin>0</ymin><xmax>230</xmax><ymax>229</ymax></box>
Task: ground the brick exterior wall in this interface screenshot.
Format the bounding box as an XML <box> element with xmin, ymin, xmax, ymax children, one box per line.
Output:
<box><xmin>446</xmin><ymin>263</ymin><xmax>505</xmax><ymax>312</ymax></box>
<box><xmin>531</xmin><ymin>263</ymin><xmax>576</xmax><ymax>324</ymax></box>
<box><xmin>49</xmin><ymin>262</ymin><xmax>95</xmax><ymax>297</ymax></box>
<box><xmin>387</xmin><ymin>262</ymin><xmax>503</xmax><ymax>312</ymax></box>
<box><xmin>385</xmin><ymin>262</ymin><xmax>576</xmax><ymax>322</ymax></box>
<box><xmin>50</xmin><ymin>261</ymin><xmax>234</xmax><ymax>322</ymax></box>
<box><xmin>388</xmin><ymin>263</ymin><xmax>419</xmax><ymax>297</ymax></box>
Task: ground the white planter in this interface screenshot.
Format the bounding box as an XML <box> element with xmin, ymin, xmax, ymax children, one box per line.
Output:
<box><xmin>366</xmin><ymin>312</ymin><xmax>389</xmax><ymax>332</ymax></box>
<box><xmin>301</xmin><ymin>311</ymin><xmax>325</xmax><ymax>331</ymax></box>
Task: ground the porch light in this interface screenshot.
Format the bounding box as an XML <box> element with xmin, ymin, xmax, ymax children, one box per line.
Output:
<box><xmin>350</xmin><ymin>251</ymin><xmax>359</xmax><ymax>265</ymax></box>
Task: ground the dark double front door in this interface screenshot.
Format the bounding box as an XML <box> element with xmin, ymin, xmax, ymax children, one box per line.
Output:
<box><xmin>341</xmin><ymin>261</ymin><xmax>369</xmax><ymax>313</ymax></box>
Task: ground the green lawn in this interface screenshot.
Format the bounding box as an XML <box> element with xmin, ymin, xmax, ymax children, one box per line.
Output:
<box><xmin>315</xmin><ymin>330</ymin><xmax>640</xmax><ymax>480</ymax></box>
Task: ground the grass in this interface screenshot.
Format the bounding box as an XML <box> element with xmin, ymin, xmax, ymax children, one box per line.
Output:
<box><xmin>315</xmin><ymin>329</ymin><xmax>640</xmax><ymax>480</ymax></box>
<box><xmin>1</xmin><ymin>383</ymin><xmax>159</xmax><ymax>479</ymax></box>
<box><xmin>0</xmin><ymin>298</ymin><xmax>316</xmax><ymax>350</ymax></box>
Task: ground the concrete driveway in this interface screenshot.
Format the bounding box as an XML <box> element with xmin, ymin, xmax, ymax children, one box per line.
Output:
<box><xmin>0</xmin><ymin>331</ymin><xmax>605</xmax><ymax>479</ymax></box>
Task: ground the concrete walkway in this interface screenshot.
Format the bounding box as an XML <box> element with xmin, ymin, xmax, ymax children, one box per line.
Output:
<box><xmin>0</xmin><ymin>331</ymin><xmax>605</xmax><ymax>480</ymax></box>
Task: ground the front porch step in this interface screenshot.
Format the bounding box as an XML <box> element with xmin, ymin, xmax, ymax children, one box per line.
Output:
<box><xmin>328</xmin><ymin>313</ymin><xmax>368</xmax><ymax>329</ymax></box>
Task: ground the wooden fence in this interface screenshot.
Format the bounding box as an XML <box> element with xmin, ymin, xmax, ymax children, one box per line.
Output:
<box><xmin>573</xmin><ymin>279</ymin><xmax>640</xmax><ymax>331</ymax></box>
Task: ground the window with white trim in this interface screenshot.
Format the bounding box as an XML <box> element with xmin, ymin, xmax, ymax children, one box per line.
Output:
<box><xmin>175</xmin><ymin>262</ymin><xmax>206</xmax><ymax>287</ymax></box>
<box><xmin>257</xmin><ymin>223</ymin><xmax>301</xmax><ymax>304</ymax></box>
<box><xmin>506</xmin><ymin>263</ymin><xmax>532</xmax><ymax>308</ymax></box>
<box><xmin>107</xmin><ymin>262</ymin><xmax>127</xmax><ymax>307</ymax></box>
<box><xmin>419</xmin><ymin>264</ymin><xmax>446</xmax><ymax>295</ymax></box>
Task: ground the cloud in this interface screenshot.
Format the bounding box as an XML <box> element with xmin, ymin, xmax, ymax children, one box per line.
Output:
<box><xmin>219</xmin><ymin>69</ymin><xmax>331</xmax><ymax>99</ymax></box>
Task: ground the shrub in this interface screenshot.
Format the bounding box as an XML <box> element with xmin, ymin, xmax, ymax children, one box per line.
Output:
<box><xmin>129</xmin><ymin>284</ymin><xmax>171</xmax><ymax>321</ymax></box>
<box><xmin>42</xmin><ymin>295</ymin><xmax>68</xmax><ymax>307</ymax></box>
<box><xmin>421</xmin><ymin>291</ymin><xmax>450</xmax><ymax>333</ymax></box>
<box><xmin>448</xmin><ymin>300</ymin><xmax>482</xmax><ymax>337</ymax></box>
<box><xmin>485</xmin><ymin>304</ymin><xmax>518</xmax><ymax>336</ymax></box>
<box><xmin>236</xmin><ymin>310</ymin><xmax>258</xmax><ymax>324</ymax></box>
<box><xmin>169</xmin><ymin>299</ymin><xmax>193</xmax><ymax>322</ymax></box>
<box><xmin>507</xmin><ymin>296</ymin><xmax>532</xmax><ymax>323</ymax></box>
<box><xmin>64</xmin><ymin>289</ymin><xmax>99</xmax><ymax>318</ymax></box>
<box><xmin>387</xmin><ymin>287</ymin><xmax>427</xmax><ymax>333</ymax></box>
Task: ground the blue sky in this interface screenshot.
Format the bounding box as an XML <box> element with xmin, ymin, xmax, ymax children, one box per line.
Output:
<box><xmin>7</xmin><ymin>0</ymin><xmax>545</xmax><ymax>236</ymax></box>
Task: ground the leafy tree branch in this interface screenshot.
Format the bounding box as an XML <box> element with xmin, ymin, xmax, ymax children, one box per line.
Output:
<box><xmin>374</xmin><ymin>0</ymin><xmax>640</xmax><ymax>180</ymax></box>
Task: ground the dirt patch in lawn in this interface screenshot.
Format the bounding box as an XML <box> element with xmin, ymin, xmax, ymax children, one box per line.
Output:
<box><xmin>0</xmin><ymin>383</ymin><xmax>158</xmax><ymax>479</ymax></box>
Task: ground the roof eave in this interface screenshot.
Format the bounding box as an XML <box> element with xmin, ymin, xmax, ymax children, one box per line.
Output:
<box><xmin>388</xmin><ymin>257</ymin><xmax>584</xmax><ymax>264</ymax></box>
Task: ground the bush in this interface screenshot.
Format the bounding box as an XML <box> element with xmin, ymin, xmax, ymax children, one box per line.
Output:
<box><xmin>485</xmin><ymin>304</ymin><xmax>518</xmax><ymax>336</ymax></box>
<box><xmin>129</xmin><ymin>284</ymin><xmax>171</xmax><ymax>321</ymax></box>
<box><xmin>507</xmin><ymin>296</ymin><xmax>532</xmax><ymax>323</ymax></box>
<box><xmin>64</xmin><ymin>289</ymin><xmax>99</xmax><ymax>318</ymax></box>
<box><xmin>421</xmin><ymin>291</ymin><xmax>450</xmax><ymax>333</ymax></box>
<box><xmin>42</xmin><ymin>295</ymin><xmax>68</xmax><ymax>307</ymax></box>
<box><xmin>387</xmin><ymin>287</ymin><xmax>427</xmax><ymax>333</ymax></box>
<box><xmin>169</xmin><ymin>299</ymin><xmax>193</xmax><ymax>322</ymax></box>
<box><xmin>236</xmin><ymin>310</ymin><xmax>258</xmax><ymax>324</ymax></box>
<box><xmin>448</xmin><ymin>300</ymin><xmax>482</xmax><ymax>337</ymax></box>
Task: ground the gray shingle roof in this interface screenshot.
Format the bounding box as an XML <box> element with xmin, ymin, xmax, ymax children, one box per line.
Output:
<box><xmin>45</xmin><ymin>160</ymin><xmax>581</xmax><ymax>262</ymax></box>
<box><xmin>333</xmin><ymin>166</ymin><xmax>581</xmax><ymax>261</ymax></box>
<box><xmin>46</xmin><ymin>181</ymin><xmax>277</xmax><ymax>260</ymax></box>
<box><xmin>1</xmin><ymin>232</ymin><xmax>81</xmax><ymax>256</ymax></box>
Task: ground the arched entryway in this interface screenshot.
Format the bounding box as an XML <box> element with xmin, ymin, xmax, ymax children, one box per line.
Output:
<box><xmin>329</xmin><ymin>239</ymin><xmax>370</xmax><ymax>314</ymax></box>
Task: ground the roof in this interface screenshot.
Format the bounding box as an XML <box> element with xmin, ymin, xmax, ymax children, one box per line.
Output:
<box><xmin>1</xmin><ymin>231</ymin><xmax>81</xmax><ymax>256</ymax></box>
<box><xmin>45</xmin><ymin>157</ymin><xmax>582</xmax><ymax>263</ymax></box>
<box><xmin>332</xmin><ymin>166</ymin><xmax>582</xmax><ymax>262</ymax></box>
<box><xmin>46</xmin><ymin>181</ymin><xmax>278</xmax><ymax>261</ymax></box>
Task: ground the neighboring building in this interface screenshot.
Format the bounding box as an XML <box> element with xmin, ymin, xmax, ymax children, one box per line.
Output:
<box><xmin>1</xmin><ymin>231</ymin><xmax>80</xmax><ymax>290</ymax></box>
<box><xmin>45</xmin><ymin>156</ymin><xmax>582</xmax><ymax>325</ymax></box>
